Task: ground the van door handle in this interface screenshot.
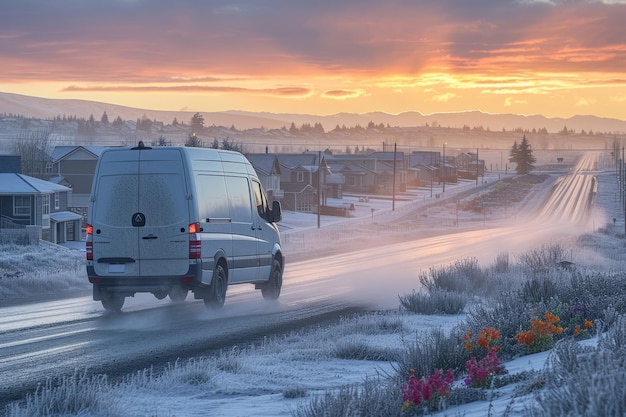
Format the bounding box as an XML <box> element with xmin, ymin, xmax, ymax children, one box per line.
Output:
<box><xmin>142</xmin><ymin>234</ymin><xmax>158</xmax><ymax>240</ymax></box>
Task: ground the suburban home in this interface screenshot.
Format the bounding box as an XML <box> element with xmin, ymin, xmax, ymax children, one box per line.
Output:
<box><xmin>273</xmin><ymin>153</ymin><xmax>331</xmax><ymax>212</ymax></box>
<box><xmin>325</xmin><ymin>151</ymin><xmax>407</xmax><ymax>194</ymax></box>
<box><xmin>456</xmin><ymin>152</ymin><xmax>486</xmax><ymax>179</ymax></box>
<box><xmin>0</xmin><ymin>173</ymin><xmax>82</xmax><ymax>244</ymax></box>
<box><xmin>245</xmin><ymin>152</ymin><xmax>284</xmax><ymax>202</ymax></box>
<box><xmin>408</xmin><ymin>151</ymin><xmax>442</xmax><ymax>186</ymax></box>
<box><xmin>45</xmin><ymin>146</ymin><xmax>110</xmax><ymax>216</ymax></box>
<box><xmin>441</xmin><ymin>154</ymin><xmax>458</xmax><ymax>184</ymax></box>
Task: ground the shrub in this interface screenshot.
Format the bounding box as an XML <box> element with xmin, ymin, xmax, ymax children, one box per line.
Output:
<box><xmin>7</xmin><ymin>370</ymin><xmax>122</xmax><ymax>417</ymax></box>
<box><xmin>395</xmin><ymin>327</ymin><xmax>468</xmax><ymax>379</ymax></box>
<box><xmin>493</xmin><ymin>252</ymin><xmax>510</xmax><ymax>273</ymax></box>
<box><xmin>333</xmin><ymin>338</ymin><xmax>401</xmax><ymax>362</ymax></box>
<box><xmin>531</xmin><ymin>338</ymin><xmax>626</xmax><ymax>416</ymax></box>
<box><xmin>398</xmin><ymin>289</ymin><xmax>467</xmax><ymax>315</ymax></box>
<box><xmin>419</xmin><ymin>258</ymin><xmax>492</xmax><ymax>296</ymax></box>
<box><xmin>292</xmin><ymin>377</ymin><xmax>403</xmax><ymax>417</ymax></box>
<box><xmin>516</xmin><ymin>242</ymin><xmax>566</xmax><ymax>273</ymax></box>
<box><xmin>283</xmin><ymin>386</ymin><xmax>307</xmax><ymax>399</ymax></box>
<box><xmin>519</xmin><ymin>275</ymin><xmax>559</xmax><ymax>304</ymax></box>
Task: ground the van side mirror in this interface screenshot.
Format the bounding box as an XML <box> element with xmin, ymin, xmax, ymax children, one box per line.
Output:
<box><xmin>271</xmin><ymin>200</ymin><xmax>282</xmax><ymax>222</ymax></box>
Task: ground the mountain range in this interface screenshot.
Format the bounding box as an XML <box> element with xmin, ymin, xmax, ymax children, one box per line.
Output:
<box><xmin>1</xmin><ymin>91</ymin><xmax>625</xmax><ymax>134</ymax></box>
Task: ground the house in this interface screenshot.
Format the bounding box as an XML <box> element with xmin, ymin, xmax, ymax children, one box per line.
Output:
<box><xmin>456</xmin><ymin>152</ymin><xmax>486</xmax><ymax>179</ymax></box>
<box><xmin>407</xmin><ymin>151</ymin><xmax>457</xmax><ymax>186</ymax></box>
<box><xmin>325</xmin><ymin>152</ymin><xmax>407</xmax><ymax>194</ymax></box>
<box><xmin>326</xmin><ymin>159</ymin><xmax>377</xmax><ymax>194</ymax></box>
<box><xmin>45</xmin><ymin>146</ymin><xmax>109</xmax><ymax>213</ymax></box>
<box><xmin>273</xmin><ymin>153</ymin><xmax>331</xmax><ymax>212</ymax></box>
<box><xmin>0</xmin><ymin>173</ymin><xmax>82</xmax><ymax>244</ymax></box>
<box><xmin>407</xmin><ymin>151</ymin><xmax>441</xmax><ymax>186</ymax></box>
<box><xmin>245</xmin><ymin>153</ymin><xmax>283</xmax><ymax>202</ymax></box>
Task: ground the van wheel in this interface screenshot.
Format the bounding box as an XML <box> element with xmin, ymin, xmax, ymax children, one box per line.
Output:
<box><xmin>101</xmin><ymin>292</ymin><xmax>124</xmax><ymax>312</ymax></box>
<box><xmin>262</xmin><ymin>259</ymin><xmax>282</xmax><ymax>300</ymax></box>
<box><xmin>204</xmin><ymin>264</ymin><xmax>227</xmax><ymax>309</ymax></box>
<box><xmin>168</xmin><ymin>286</ymin><xmax>188</xmax><ymax>302</ymax></box>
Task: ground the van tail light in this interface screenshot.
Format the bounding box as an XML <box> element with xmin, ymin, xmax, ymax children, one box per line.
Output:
<box><xmin>86</xmin><ymin>224</ymin><xmax>93</xmax><ymax>261</ymax></box>
<box><xmin>189</xmin><ymin>222</ymin><xmax>201</xmax><ymax>259</ymax></box>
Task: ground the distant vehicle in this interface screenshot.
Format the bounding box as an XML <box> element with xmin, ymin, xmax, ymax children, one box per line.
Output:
<box><xmin>86</xmin><ymin>142</ymin><xmax>284</xmax><ymax>312</ymax></box>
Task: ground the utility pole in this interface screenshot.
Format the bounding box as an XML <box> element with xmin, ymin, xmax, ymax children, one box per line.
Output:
<box><xmin>442</xmin><ymin>142</ymin><xmax>446</xmax><ymax>193</ymax></box>
<box><xmin>317</xmin><ymin>150</ymin><xmax>321</xmax><ymax>229</ymax></box>
<box><xmin>392</xmin><ymin>143</ymin><xmax>397</xmax><ymax>211</ymax></box>
<box><xmin>476</xmin><ymin>147</ymin><xmax>479</xmax><ymax>186</ymax></box>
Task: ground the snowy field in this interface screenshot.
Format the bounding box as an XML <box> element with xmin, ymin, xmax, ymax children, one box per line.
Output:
<box><xmin>3</xmin><ymin>161</ymin><xmax>626</xmax><ymax>417</ymax></box>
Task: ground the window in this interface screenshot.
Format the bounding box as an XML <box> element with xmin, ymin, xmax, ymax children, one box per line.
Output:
<box><xmin>42</xmin><ymin>195</ymin><xmax>50</xmax><ymax>215</ymax></box>
<box><xmin>13</xmin><ymin>196</ymin><xmax>31</xmax><ymax>216</ymax></box>
<box><xmin>225</xmin><ymin>176</ymin><xmax>252</xmax><ymax>223</ymax></box>
<box><xmin>54</xmin><ymin>192</ymin><xmax>60</xmax><ymax>209</ymax></box>
<box><xmin>296</xmin><ymin>201</ymin><xmax>312</xmax><ymax>212</ymax></box>
<box><xmin>41</xmin><ymin>194</ymin><xmax>51</xmax><ymax>228</ymax></box>
<box><xmin>296</xmin><ymin>172</ymin><xmax>304</xmax><ymax>182</ymax></box>
<box><xmin>252</xmin><ymin>180</ymin><xmax>268</xmax><ymax>219</ymax></box>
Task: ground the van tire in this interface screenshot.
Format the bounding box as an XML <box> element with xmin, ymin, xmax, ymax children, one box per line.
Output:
<box><xmin>101</xmin><ymin>291</ymin><xmax>125</xmax><ymax>312</ymax></box>
<box><xmin>204</xmin><ymin>264</ymin><xmax>227</xmax><ymax>309</ymax></box>
<box><xmin>261</xmin><ymin>259</ymin><xmax>282</xmax><ymax>300</ymax></box>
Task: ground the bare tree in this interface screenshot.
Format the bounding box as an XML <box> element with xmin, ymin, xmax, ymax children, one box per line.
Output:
<box><xmin>13</xmin><ymin>127</ymin><xmax>55</xmax><ymax>178</ymax></box>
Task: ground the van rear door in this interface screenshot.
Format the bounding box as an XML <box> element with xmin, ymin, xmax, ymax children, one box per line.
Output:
<box><xmin>91</xmin><ymin>151</ymin><xmax>141</xmax><ymax>277</ymax></box>
<box><xmin>136</xmin><ymin>149</ymin><xmax>190</xmax><ymax>277</ymax></box>
<box><xmin>91</xmin><ymin>148</ymin><xmax>190</xmax><ymax>278</ymax></box>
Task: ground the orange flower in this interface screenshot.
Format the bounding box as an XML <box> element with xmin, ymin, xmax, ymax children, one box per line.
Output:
<box><xmin>574</xmin><ymin>325</ymin><xmax>581</xmax><ymax>336</ymax></box>
<box><xmin>476</xmin><ymin>328</ymin><xmax>500</xmax><ymax>350</ymax></box>
<box><xmin>515</xmin><ymin>330</ymin><xmax>535</xmax><ymax>345</ymax></box>
<box><xmin>544</xmin><ymin>311</ymin><xmax>560</xmax><ymax>324</ymax></box>
<box><xmin>584</xmin><ymin>320</ymin><xmax>593</xmax><ymax>329</ymax></box>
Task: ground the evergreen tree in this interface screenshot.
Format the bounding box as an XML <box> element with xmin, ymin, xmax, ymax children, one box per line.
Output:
<box><xmin>190</xmin><ymin>113</ymin><xmax>204</xmax><ymax>135</ymax></box>
<box><xmin>185</xmin><ymin>133</ymin><xmax>203</xmax><ymax>147</ymax></box>
<box><xmin>509</xmin><ymin>135</ymin><xmax>536</xmax><ymax>174</ymax></box>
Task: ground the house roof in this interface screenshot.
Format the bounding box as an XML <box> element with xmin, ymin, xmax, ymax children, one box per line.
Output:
<box><xmin>50</xmin><ymin>146</ymin><xmax>109</xmax><ymax>162</ymax></box>
<box><xmin>246</xmin><ymin>154</ymin><xmax>281</xmax><ymax>176</ymax></box>
<box><xmin>50</xmin><ymin>211</ymin><xmax>83</xmax><ymax>222</ymax></box>
<box><xmin>275</xmin><ymin>153</ymin><xmax>324</xmax><ymax>169</ymax></box>
<box><xmin>0</xmin><ymin>173</ymin><xmax>71</xmax><ymax>195</ymax></box>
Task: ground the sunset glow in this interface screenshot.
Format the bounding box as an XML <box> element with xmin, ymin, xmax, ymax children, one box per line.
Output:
<box><xmin>1</xmin><ymin>0</ymin><xmax>625</xmax><ymax>119</ymax></box>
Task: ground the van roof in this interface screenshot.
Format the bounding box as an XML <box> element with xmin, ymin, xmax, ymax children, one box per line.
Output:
<box><xmin>100</xmin><ymin>146</ymin><xmax>256</xmax><ymax>176</ymax></box>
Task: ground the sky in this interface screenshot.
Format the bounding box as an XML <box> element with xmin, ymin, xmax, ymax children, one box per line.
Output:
<box><xmin>1</xmin><ymin>0</ymin><xmax>626</xmax><ymax>120</ymax></box>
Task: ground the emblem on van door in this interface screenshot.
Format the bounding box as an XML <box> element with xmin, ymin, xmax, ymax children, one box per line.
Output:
<box><xmin>132</xmin><ymin>212</ymin><xmax>146</xmax><ymax>227</ymax></box>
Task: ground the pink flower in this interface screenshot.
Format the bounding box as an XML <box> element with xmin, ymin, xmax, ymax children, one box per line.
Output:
<box><xmin>464</xmin><ymin>348</ymin><xmax>504</xmax><ymax>388</ymax></box>
<box><xmin>401</xmin><ymin>369</ymin><xmax>454</xmax><ymax>409</ymax></box>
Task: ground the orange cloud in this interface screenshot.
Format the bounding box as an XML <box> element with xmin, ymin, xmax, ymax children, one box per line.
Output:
<box><xmin>322</xmin><ymin>89</ymin><xmax>366</xmax><ymax>100</ymax></box>
<box><xmin>62</xmin><ymin>85</ymin><xmax>312</xmax><ymax>97</ymax></box>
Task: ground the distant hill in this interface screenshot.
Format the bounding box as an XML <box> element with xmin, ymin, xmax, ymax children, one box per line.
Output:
<box><xmin>1</xmin><ymin>91</ymin><xmax>625</xmax><ymax>134</ymax></box>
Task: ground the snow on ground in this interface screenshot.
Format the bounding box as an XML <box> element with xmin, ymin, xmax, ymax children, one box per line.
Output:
<box><xmin>8</xmin><ymin>158</ymin><xmax>626</xmax><ymax>417</ymax></box>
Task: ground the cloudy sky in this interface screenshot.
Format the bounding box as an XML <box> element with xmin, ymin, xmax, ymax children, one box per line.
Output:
<box><xmin>1</xmin><ymin>0</ymin><xmax>625</xmax><ymax>119</ymax></box>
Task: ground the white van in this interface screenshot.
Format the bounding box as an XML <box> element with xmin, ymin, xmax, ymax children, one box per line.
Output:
<box><xmin>86</xmin><ymin>142</ymin><xmax>284</xmax><ymax>312</ymax></box>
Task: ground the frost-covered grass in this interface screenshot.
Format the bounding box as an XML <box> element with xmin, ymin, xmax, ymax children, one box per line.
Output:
<box><xmin>0</xmin><ymin>243</ymin><xmax>87</xmax><ymax>299</ymax></box>
<box><xmin>7</xmin><ymin>238</ymin><xmax>626</xmax><ymax>417</ymax></box>
<box><xmin>4</xmin><ymin>167</ymin><xmax>626</xmax><ymax>416</ymax></box>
